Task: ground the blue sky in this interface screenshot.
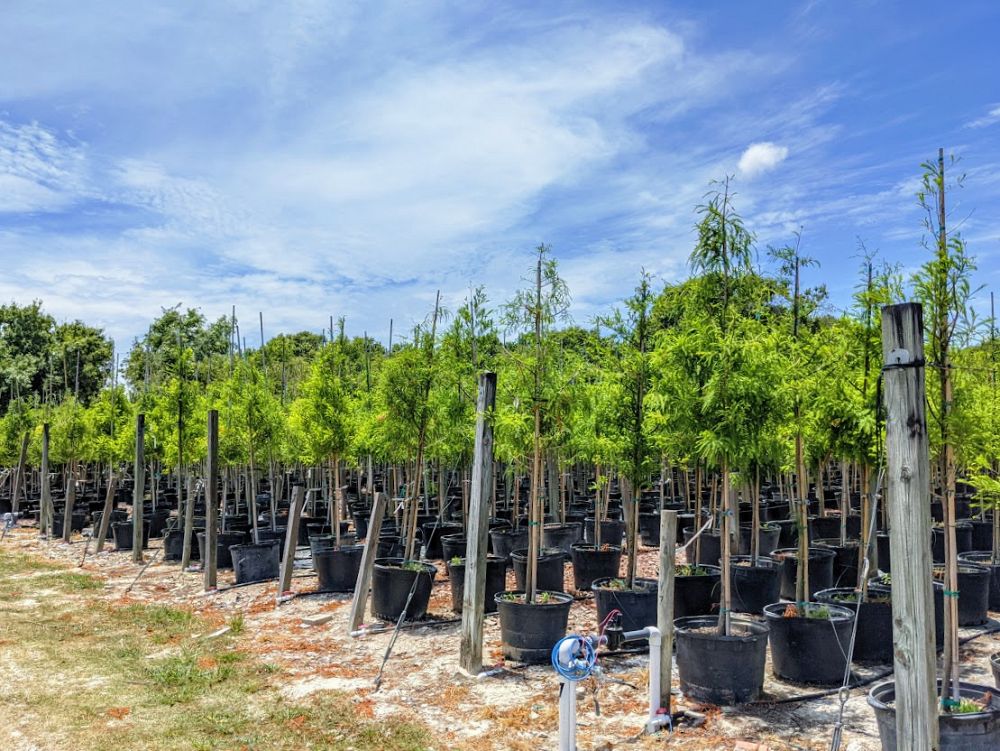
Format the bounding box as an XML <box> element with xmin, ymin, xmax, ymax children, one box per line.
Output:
<box><xmin>1</xmin><ymin>0</ymin><xmax>998</xmax><ymax>351</ymax></box>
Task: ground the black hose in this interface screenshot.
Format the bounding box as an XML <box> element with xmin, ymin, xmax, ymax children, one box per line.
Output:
<box><xmin>748</xmin><ymin>623</ymin><xmax>1000</xmax><ymax>706</ymax></box>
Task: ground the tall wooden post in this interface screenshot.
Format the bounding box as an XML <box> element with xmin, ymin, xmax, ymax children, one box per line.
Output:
<box><xmin>880</xmin><ymin>303</ymin><xmax>938</xmax><ymax>749</ymax></box>
<box><xmin>348</xmin><ymin>492</ymin><xmax>388</xmax><ymax>631</ymax></box>
<box><xmin>62</xmin><ymin>464</ymin><xmax>76</xmax><ymax>544</ymax></box>
<box><xmin>278</xmin><ymin>485</ymin><xmax>306</xmax><ymax>601</ymax></box>
<box><xmin>40</xmin><ymin>424</ymin><xmax>51</xmax><ymax>538</ymax></box>
<box><xmin>657</xmin><ymin>510</ymin><xmax>677</xmax><ymax>713</ymax></box>
<box><xmin>132</xmin><ymin>414</ymin><xmax>145</xmax><ymax>563</ymax></box>
<box><xmin>204</xmin><ymin>410</ymin><xmax>219</xmax><ymax>590</ymax></box>
<box><xmin>180</xmin><ymin>476</ymin><xmax>196</xmax><ymax>569</ymax></box>
<box><xmin>460</xmin><ymin>372</ymin><xmax>497</xmax><ymax>674</ymax></box>
<box><xmin>11</xmin><ymin>432</ymin><xmax>28</xmax><ymax>513</ymax></box>
<box><xmin>94</xmin><ymin>475</ymin><xmax>117</xmax><ymax>553</ymax></box>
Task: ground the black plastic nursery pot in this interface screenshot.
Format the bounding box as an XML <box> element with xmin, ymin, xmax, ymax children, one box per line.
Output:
<box><xmin>52</xmin><ymin>511</ymin><xmax>87</xmax><ymax>537</ymax></box>
<box><xmin>814</xmin><ymin>538</ymin><xmax>861</xmax><ymax>588</ymax></box>
<box><xmin>809</xmin><ymin>515</ymin><xmax>844</xmax><ymax>541</ymax></box>
<box><xmin>876</xmin><ymin>532</ymin><xmax>892</xmax><ymax>572</ymax></box>
<box><xmin>313</xmin><ymin>545</ymin><xmax>364</xmax><ymax>592</ymax></box>
<box><xmin>146</xmin><ymin>510</ymin><xmax>171</xmax><ymax>538</ymax></box>
<box><xmin>570</xmin><ymin>543</ymin><xmax>622</xmax><ymax>591</ymax></box>
<box><xmin>490</xmin><ymin>527</ymin><xmax>529</xmax><ymax>568</ymax></box>
<box><xmin>585</xmin><ymin>518</ymin><xmax>625</xmax><ymax>547</ymax></box>
<box><xmin>230</xmin><ymin>541</ymin><xmax>280</xmax><ymax>584</ymax></box>
<box><xmin>738</xmin><ymin>524</ymin><xmax>781</xmax><ymax>557</ymax></box>
<box><xmin>869</xmin><ymin>579</ymin><xmax>945</xmax><ymax>650</ymax></box>
<box><xmin>772</xmin><ymin>519</ymin><xmax>799</xmax><ymax>548</ymax></box>
<box><xmin>494</xmin><ymin>590</ymin><xmax>573</xmax><ymax>663</ymax></box>
<box><xmin>969</xmin><ymin>519</ymin><xmax>994</xmax><ymax>551</ymax></box>
<box><xmin>163</xmin><ymin>528</ymin><xmax>202</xmax><ymax>561</ymax></box>
<box><xmin>111</xmin><ymin>520</ymin><xmax>150</xmax><ymax>551</ymax></box>
<box><xmin>511</xmin><ymin>547</ymin><xmax>566</xmax><ymax>593</ymax></box>
<box><xmin>255</xmin><ymin>527</ymin><xmax>287</xmax><ymax>558</ymax></box>
<box><xmin>958</xmin><ymin>551</ymin><xmax>1000</xmax><ymax>610</ymax></box>
<box><xmin>683</xmin><ymin>528</ymin><xmax>722</xmax><ymax>567</ymax></box>
<box><xmin>674</xmin><ymin>615</ymin><xmax>769</xmax><ymax>705</ymax></box>
<box><xmin>197</xmin><ymin>530</ymin><xmax>247</xmax><ymax>570</ymax></box>
<box><xmin>638</xmin><ymin>513</ymin><xmax>660</xmax><ymax>547</ymax></box>
<box><xmin>421</xmin><ymin>521</ymin><xmax>462</xmax><ymax>560</ymax></box>
<box><xmin>932</xmin><ymin>522</ymin><xmax>974</xmax><ymax>562</ymax></box>
<box><xmin>771</xmin><ymin>547</ymin><xmax>836</xmax><ymax>601</ymax></box>
<box><xmin>371</xmin><ymin>558</ymin><xmax>437</xmax><ymax>622</ymax></box>
<box><xmin>440</xmin><ymin>533</ymin><xmax>467</xmax><ymax>563</ymax></box>
<box><xmin>868</xmin><ymin>679</ymin><xmax>1000</xmax><ymax>751</ymax></box>
<box><xmin>729</xmin><ymin>556</ymin><xmax>781</xmax><ymax>615</ymax></box>
<box><xmin>815</xmin><ymin>587</ymin><xmax>893</xmax><ymax>663</ymax></box>
<box><xmin>674</xmin><ymin>565</ymin><xmax>722</xmax><ymax>618</ymax></box>
<box><xmin>763</xmin><ymin>602</ymin><xmax>855</xmax><ymax>685</ymax></box>
<box><xmin>934</xmin><ymin>563</ymin><xmax>992</xmax><ymax>626</ymax></box>
<box><xmin>592</xmin><ymin>577</ymin><xmax>658</xmax><ymax>634</ymax></box>
<box><xmin>446</xmin><ymin>556</ymin><xmax>507</xmax><ymax>613</ymax></box>
<box><xmin>542</xmin><ymin>522</ymin><xmax>583</xmax><ymax>556</ymax></box>
<box><xmin>375</xmin><ymin>534</ymin><xmax>405</xmax><ymax>559</ymax></box>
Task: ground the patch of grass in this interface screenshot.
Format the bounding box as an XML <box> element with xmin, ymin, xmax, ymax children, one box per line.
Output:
<box><xmin>0</xmin><ymin>548</ymin><xmax>440</xmax><ymax>751</ymax></box>
<box><xmin>38</xmin><ymin>571</ymin><xmax>104</xmax><ymax>591</ymax></box>
<box><xmin>228</xmin><ymin>611</ymin><xmax>245</xmax><ymax>634</ymax></box>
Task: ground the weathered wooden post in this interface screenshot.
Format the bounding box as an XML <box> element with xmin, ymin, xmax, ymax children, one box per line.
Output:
<box><xmin>658</xmin><ymin>509</ymin><xmax>677</xmax><ymax>712</ymax></box>
<box><xmin>62</xmin><ymin>464</ymin><xmax>77</xmax><ymax>544</ymax></box>
<box><xmin>94</xmin><ymin>475</ymin><xmax>117</xmax><ymax>553</ymax></box>
<box><xmin>39</xmin><ymin>423</ymin><xmax>51</xmax><ymax>538</ymax></box>
<box><xmin>132</xmin><ymin>413</ymin><xmax>145</xmax><ymax>563</ymax></box>
<box><xmin>460</xmin><ymin>372</ymin><xmax>497</xmax><ymax>675</ymax></box>
<box><xmin>204</xmin><ymin>409</ymin><xmax>219</xmax><ymax>590</ymax></box>
<box><xmin>180</xmin><ymin>476</ymin><xmax>196</xmax><ymax>569</ymax></box>
<box><xmin>278</xmin><ymin>485</ymin><xmax>306</xmax><ymax>601</ymax></box>
<box><xmin>11</xmin><ymin>432</ymin><xmax>28</xmax><ymax>514</ymax></box>
<box><xmin>880</xmin><ymin>302</ymin><xmax>938</xmax><ymax>749</ymax></box>
<box><xmin>348</xmin><ymin>491</ymin><xmax>388</xmax><ymax>631</ymax></box>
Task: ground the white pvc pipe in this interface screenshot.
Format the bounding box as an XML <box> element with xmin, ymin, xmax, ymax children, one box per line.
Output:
<box><xmin>645</xmin><ymin>626</ymin><xmax>667</xmax><ymax>734</ymax></box>
<box><xmin>558</xmin><ymin>675</ymin><xmax>576</xmax><ymax>751</ymax></box>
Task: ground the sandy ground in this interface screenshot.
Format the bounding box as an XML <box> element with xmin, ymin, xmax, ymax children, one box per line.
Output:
<box><xmin>3</xmin><ymin>523</ymin><xmax>998</xmax><ymax>751</ymax></box>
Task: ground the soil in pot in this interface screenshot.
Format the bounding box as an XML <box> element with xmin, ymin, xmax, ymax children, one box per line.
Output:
<box><xmin>958</xmin><ymin>551</ymin><xmax>1000</xmax><ymax>610</ymax></box>
<box><xmin>585</xmin><ymin>518</ymin><xmax>625</xmax><ymax>547</ymax></box>
<box><xmin>771</xmin><ymin>547</ymin><xmax>836</xmax><ymax>601</ymax></box>
<box><xmin>570</xmin><ymin>543</ymin><xmax>622</xmax><ymax>591</ymax></box>
<box><xmin>511</xmin><ymin>547</ymin><xmax>566</xmax><ymax>593</ymax></box>
<box><xmin>230</xmin><ymin>541</ymin><xmax>280</xmax><ymax>584</ymax></box>
<box><xmin>674</xmin><ymin>564</ymin><xmax>722</xmax><ymax>618</ymax></box>
<box><xmin>490</xmin><ymin>527</ymin><xmax>529</xmax><ymax>568</ymax></box>
<box><xmin>593</xmin><ymin>577</ymin><xmax>658</xmax><ymax>635</ymax></box>
<box><xmin>314</xmin><ymin>545</ymin><xmax>364</xmax><ymax>592</ymax></box>
<box><xmin>675</xmin><ymin>615</ymin><xmax>769</xmax><ymax>704</ymax></box>
<box><xmin>494</xmin><ymin>590</ymin><xmax>573</xmax><ymax>663</ymax></box>
<box><xmin>446</xmin><ymin>556</ymin><xmax>507</xmax><ymax>613</ymax></box>
<box><xmin>815</xmin><ymin>587</ymin><xmax>893</xmax><ymax>663</ymax></box>
<box><xmin>371</xmin><ymin>558</ymin><xmax>437</xmax><ymax>621</ymax></box>
<box><xmin>738</xmin><ymin>525</ymin><xmax>781</xmax><ymax>557</ymax></box>
<box><xmin>729</xmin><ymin>556</ymin><xmax>780</xmax><ymax>615</ymax></box>
<box><xmin>764</xmin><ymin>602</ymin><xmax>855</xmax><ymax>685</ymax></box>
<box><xmin>542</xmin><ymin>523</ymin><xmax>583</xmax><ymax>556</ymax></box>
<box><xmin>868</xmin><ymin>679</ymin><xmax>1000</xmax><ymax>751</ymax></box>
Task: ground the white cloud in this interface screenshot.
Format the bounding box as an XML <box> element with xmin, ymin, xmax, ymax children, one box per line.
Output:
<box><xmin>966</xmin><ymin>105</ymin><xmax>1000</xmax><ymax>129</ymax></box>
<box><xmin>737</xmin><ymin>142</ymin><xmax>789</xmax><ymax>178</ymax></box>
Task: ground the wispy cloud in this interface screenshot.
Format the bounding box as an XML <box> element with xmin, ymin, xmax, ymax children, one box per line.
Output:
<box><xmin>738</xmin><ymin>142</ymin><xmax>790</xmax><ymax>179</ymax></box>
<box><xmin>966</xmin><ymin>105</ymin><xmax>1000</xmax><ymax>129</ymax></box>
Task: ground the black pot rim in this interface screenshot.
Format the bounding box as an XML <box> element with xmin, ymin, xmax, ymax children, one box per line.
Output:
<box><xmin>770</xmin><ymin>546</ymin><xmax>837</xmax><ymax>561</ymax></box>
<box><xmin>591</xmin><ymin>576</ymin><xmax>657</xmax><ymax>593</ymax></box>
<box><xmin>493</xmin><ymin>589</ymin><xmax>573</xmax><ymax>607</ymax></box>
<box><xmin>676</xmin><ymin>564</ymin><xmax>722</xmax><ymax>578</ymax></box>
<box><xmin>571</xmin><ymin>542</ymin><xmax>622</xmax><ymax>553</ymax></box>
<box><xmin>446</xmin><ymin>555</ymin><xmax>505</xmax><ymax>568</ymax></box>
<box><xmin>762</xmin><ymin>601</ymin><xmax>855</xmax><ymax>622</ymax></box>
<box><xmin>373</xmin><ymin>557</ymin><xmax>438</xmax><ymax>575</ymax></box>
<box><xmin>313</xmin><ymin>544</ymin><xmax>365</xmax><ymax>556</ymax></box>
<box><xmin>958</xmin><ymin>550</ymin><xmax>1000</xmax><ymax>564</ymax></box>
<box><xmin>229</xmin><ymin>541</ymin><xmax>279</xmax><ymax>551</ymax></box>
<box><xmin>510</xmin><ymin>547</ymin><xmax>566</xmax><ymax>562</ymax></box>
<box><xmin>673</xmin><ymin>614</ymin><xmax>769</xmax><ymax>640</ymax></box>
<box><xmin>868</xmin><ymin>678</ymin><xmax>1000</xmax><ymax>717</ymax></box>
<box><xmin>730</xmin><ymin>555</ymin><xmax>779</xmax><ymax>570</ymax></box>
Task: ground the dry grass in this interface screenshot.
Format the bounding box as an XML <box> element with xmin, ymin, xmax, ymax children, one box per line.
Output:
<box><xmin>0</xmin><ymin>548</ymin><xmax>439</xmax><ymax>751</ymax></box>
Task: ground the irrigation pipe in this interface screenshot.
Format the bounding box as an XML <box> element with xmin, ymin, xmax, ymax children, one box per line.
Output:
<box><xmin>749</xmin><ymin>623</ymin><xmax>1000</xmax><ymax>707</ymax></box>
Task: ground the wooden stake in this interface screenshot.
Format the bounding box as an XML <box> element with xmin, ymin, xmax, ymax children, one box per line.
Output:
<box><xmin>204</xmin><ymin>409</ymin><xmax>219</xmax><ymax>590</ymax></box>
<box><xmin>62</xmin><ymin>463</ymin><xmax>77</xmax><ymax>544</ymax></box>
<box><xmin>132</xmin><ymin>414</ymin><xmax>145</xmax><ymax>562</ymax></box>
<box><xmin>657</xmin><ymin>510</ymin><xmax>677</xmax><ymax>713</ymax></box>
<box><xmin>278</xmin><ymin>486</ymin><xmax>306</xmax><ymax>601</ymax></box>
<box><xmin>39</xmin><ymin>424</ymin><xmax>51</xmax><ymax>538</ymax></box>
<box><xmin>880</xmin><ymin>302</ymin><xmax>938</xmax><ymax>748</ymax></box>
<box><xmin>94</xmin><ymin>475</ymin><xmax>117</xmax><ymax>553</ymax></box>
<box><xmin>460</xmin><ymin>372</ymin><xmax>497</xmax><ymax>675</ymax></box>
<box><xmin>349</xmin><ymin>492</ymin><xmax>388</xmax><ymax>631</ymax></box>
